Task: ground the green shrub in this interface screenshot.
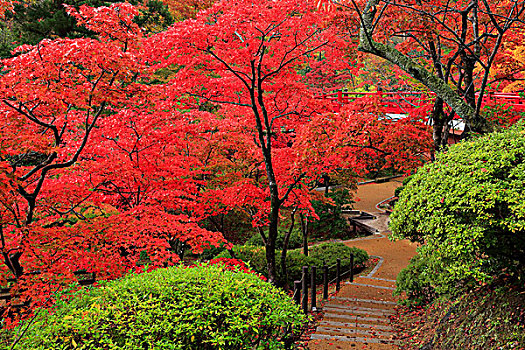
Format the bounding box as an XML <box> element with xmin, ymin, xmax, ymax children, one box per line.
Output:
<box><xmin>283</xmin><ymin>249</ymin><xmax>323</xmax><ymax>284</ymax></box>
<box><xmin>246</xmin><ymin>226</ymin><xmax>303</xmax><ymax>250</ymax></box>
<box><xmin>11</xmin><ymin>265</ymin><xmax>306</xmax><ymax>350</ymax></box>
<box><xmin>218</xmin><ymin>245</ymin><xmax>321</xmax><ymax>285</ymax></box>
<box><xmin>309</xmin><ymin>242</ymin><xmax>369</xmax><ymax>272</ymax></box>
<box><xmin>391</xmin><ymin>122</ymin><xmax>525</xmax><ymax>299</ymax></box>
<box><xmin>394</xmin><ymin>255</ymin><xmax>436</xmax><ymax>305</ymax></box>
<box><xmin>394</xmin><ymin>175</ymin><xmax>413</xmax><ymax>198</ymax></box>
<box><xmin>218</xmin><ymin>243</ymin><xmax>368</xmax><ymax>286</ymax></box>
<box><xmin>194</xmin><ymin>241</ymin><xmax>229</xmax><ymax>261</ymax></box>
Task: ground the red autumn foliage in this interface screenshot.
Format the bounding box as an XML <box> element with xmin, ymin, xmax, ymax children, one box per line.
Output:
<box><xmin>0</xmin><ymin>0</ymin><xmax>433</xmax><ymax>320</ymax></box>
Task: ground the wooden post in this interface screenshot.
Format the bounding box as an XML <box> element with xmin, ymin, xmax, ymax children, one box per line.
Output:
<box><xmin>323</xmin><ymin>264</ymin><xmax>328</xmax><ymax>300</ymax></box>
<box><xmin>336</xmin><ymin>258</ymin><xmax>341</xmax><ymax>292</ymax></box>
<box><xmin>310</xmin><ymin>266</ymin><xmax>316</xmax><ymax>311</ymax></box>
<box><xmin>302</xmin><ymin>266</ymin><xmax>308</xmax><ymax>314</ymax></box>
<box><xmin>350</xmin><ymin>253</ymin><xmax>355</xmax><ymax>283</ymax></box>
<box><xmin>294</xmin><ymin>280</ymin><xmax>301</xmax><ymax>305</ymax></box>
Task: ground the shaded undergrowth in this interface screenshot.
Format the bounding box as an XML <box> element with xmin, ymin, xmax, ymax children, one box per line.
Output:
<box><xmin>394</xmin><ymin>280</ymin><xmax>525</xmax><ymax>349</ymax></box>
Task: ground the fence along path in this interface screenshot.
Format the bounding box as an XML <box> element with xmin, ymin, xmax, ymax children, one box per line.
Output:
<box><xmin>308</xmin><ymin>180</ymin><xmax>418</xmax><ymax>350</ymax></box>
<box><xmin>321</xmin><ymin>90</ymin><xmax>525</xmax><ymax>114</ymax></box>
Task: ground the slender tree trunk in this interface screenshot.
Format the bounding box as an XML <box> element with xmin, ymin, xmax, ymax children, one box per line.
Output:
<box><xmin>300</xmin><ymin>213</ymin><xmax>308</xmax><ymax>256</ymax></box>
<box><xmin>323</xmin><ymin>174</ymin><xmax>330</xmax><ymax>195</ymax></box>
<box><xmin>280</xmin><ymin>208</ymin><xmax>297</xmax><ymax>290</ymax></box>
<box><xmin>432</xmin><ymin>98</ymin><xmax>446</xmax><ymax>154</ymax></box>
<box><xmin>265</xmin><ymin>201</ymin><xmax>280</xmax><ymax>284</ymax></box>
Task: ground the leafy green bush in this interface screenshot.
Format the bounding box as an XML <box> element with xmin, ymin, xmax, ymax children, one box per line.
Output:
<box><xmin>309</xmin><ymin>242</ymin><xmax>369</xmax><ymax>272</ymax></box>
<box><xmin>215</xmin><ymin>245</ymin><xmax>269</xmax><ymax>276</ymax></box>
<box><xmin>217</xmin><ymin>246</ymin><xmax>320</xmax><ymax>285</ymax></box>
<box><xmin>394</xmin><ymin>255</ymin><xmax>436</xmax><ymax>305</ymax></box>
<box><xmin>218</xmin><ymin>243</ymin><xmax>368</xmax><ymax>286</ymax></box>
<box><xmin>309</xmin><ymin>189</ymin><xmax>354</xmax><ymax>239</ymax></box>
<box><xmin>11</xmin><ymin>265</ymin><xmax>306</xmax><ymax>350</ymax></box>
<box><xmin>284</xmin><ymin>249</ymin><xmax>323</xmax><ymax>284</ymax></box>
<box><xmin>394</xmin><ymin>175</ymin><xmax>413</xmax><ymax>198</ymax></box>
<box><xmin>194</xmin><ymin>241</ymin><xmax>229</xmax><ymax>261</ymax></box>
<box><xmin>246</xmin><ymin>226</ymin><xmax>303</xmax><ymax>250</ymax></box>
<box><xmin>391</xmin><ymin>122</ymin><xmax>525</xmax><ymax>299</ymax></box>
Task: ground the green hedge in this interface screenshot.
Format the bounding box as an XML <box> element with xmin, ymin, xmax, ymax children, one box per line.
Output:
<box><xmin>391</xmin><ymin>122</ymin><xmax>525</xmax><ymax>300</ymax></box>
<box><xmin>309</xmin><ymin>242</ymin><xmax>369</xmax><ymax>273</ymax></box>
<box><xmin>217</xmin><ymin>242</ymin><xmax>368</xmax><ymax>286</ymax></box>
<box><xmin>11</xmin><ymin>265</ymin><xmax>306</xmax><ymax>350</ymax></box>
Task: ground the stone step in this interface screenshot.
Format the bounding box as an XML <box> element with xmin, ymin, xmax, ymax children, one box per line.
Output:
<box><xmin>319</xmin><ymin>319</ymin><xmax>393</xmax><ymax>331</ymax></box>
<box><xmin>335</xmin><ymin>287</ymin><xmax>399</xmax><ymax>301</ymax></box>
<box><xmin>323</xmin><ymin>312</ymin><xmax>390</xmax><ymax>324</ymax></box>
<box><xmin>316</xmin><ymin>325</ymin><xmax>394</xmax><ymax>339</ymax></box>
<box><xmin>361</xmin><ymin>276</ymin><xmax>397</xmax><ymax>283</ymax></box>
<box><xmin>332</xmin><ymin>296</ymin><xmax>397</xmax><ymax>306</ymax></box>
<box><xmin>354</xmin><ymin>276</ymin><xmax>397</xmax><ymax>288</ymax></box>
<box><xmin>324</xmin><ymin>307</ymin><xmax>392</xmax><ymax>319</ymax></box>
<box><xmin>310</xmin><ymin>333</ymin><xmax>399</xmax><ymax>345</ymax></box>
<box><xmin>328</xmin><ymin>299</ymin><xmax>397</xmax><ymax>312</ymax></box>
<box><xmin>345</xmin><ymin>282</ymin><xmax>396</xmax><ymax>290</ymax></box>
<box><xmin>324</xmin><ymin>303</ymin><xmax>395</xmax><ymax>316</ymax></box>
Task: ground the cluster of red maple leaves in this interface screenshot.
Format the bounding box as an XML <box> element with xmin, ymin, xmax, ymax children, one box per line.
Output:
<box><xmin>0</xmin><ymin>0</ymin><xmax>445</xmax><ymax>319</ymax></box>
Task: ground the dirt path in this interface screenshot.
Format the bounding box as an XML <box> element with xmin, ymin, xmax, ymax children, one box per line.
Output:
<box><xmin>308</xmin><ymin>180</ymin><xmax>418</xmax><ymax>349</ymax></box>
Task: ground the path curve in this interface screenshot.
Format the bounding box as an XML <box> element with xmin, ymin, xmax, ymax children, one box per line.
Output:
<box><xmin>308</xmin><ymin>181</ymin><xmax>417</xmax><ymax>350</ymax></box>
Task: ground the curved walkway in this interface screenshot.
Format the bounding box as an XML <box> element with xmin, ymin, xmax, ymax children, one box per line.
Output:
<box><xmin>308</xmin><ymin>181</ymin><xmax>418</xmax><ymax>349</ymax></box>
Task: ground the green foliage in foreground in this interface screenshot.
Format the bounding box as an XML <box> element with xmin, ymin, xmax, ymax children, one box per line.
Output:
<box><xmin>9</xmin><ymin>265</ymin><xmax>306</xmax><ymax>350</ymax></box>
<box><xmin>391</xmin><ymin>122</ymin><xmax>525</xmax><ymax>300</ymax></box>
<box><xmin>217</xmin><ymin>242</ymin><xmax>368</xmax><ymax>285</ymax></box>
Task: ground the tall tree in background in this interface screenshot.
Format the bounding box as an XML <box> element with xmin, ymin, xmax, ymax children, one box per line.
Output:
<box><xmin>146</xmin><ymin>0</ymin><xmax>348</xmax><ymax>283</ymax></box>
<box><xmin>319</xmin><ymin>0</ymin><xmax>525</xmax><ymax>147</ymax></box>
<box><xmin>160</xmin><ymin>0</ymin><xmax>215</xmax><ymax>21</ymax></box>
<box><xmin>0</xmin><ymin>0</ymin><xmax>172</xmax><ymax>57</ymax></box>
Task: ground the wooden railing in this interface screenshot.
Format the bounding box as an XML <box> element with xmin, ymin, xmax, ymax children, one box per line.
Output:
<box><xmin>319</xmin><ymin>90</ymin><xmax>525</xmax><ymax>114</ymax></box>
<box><xmin>292</xmin><ymin>256</ymin><xmax>356</xmax><ymax>314</ymax></box>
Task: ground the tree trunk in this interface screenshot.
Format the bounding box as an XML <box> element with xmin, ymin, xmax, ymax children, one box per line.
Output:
<box><xmin>300</xmin><ymin>213</ymin><xmax>308</xmax><ymax>256</ymax></box>
<box><xmin>265</xmin><ymin>201</ymin><xmax>280</xmax><ymax>284</ymax></box>
<box><xmin>280</xmin><ymin>209</ymin><xmax>297</xmax><ymax>290</ymax></box>
<box><xmin>3</xmin><ymin>252</ymin><xmax>23</xmax><ymax>278</ymax></box>
<box><xmin>431</xmin><ymin>98</ymin><xmax>446</xmax><ymax>154</ymax></box>
<box><xmin>323</xmin><ymin>174</ymin><xmax>330</xmax><ymax>195</ymax></box>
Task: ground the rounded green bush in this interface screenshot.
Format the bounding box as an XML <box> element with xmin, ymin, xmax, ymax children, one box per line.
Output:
<box><xmin>12</xmin><ymin>265</ymin><xmax>307</xmax><ymax>350</ymax></box>
<box><xmin>309</xmin><ymin>242</ymin><xmax>369</xmax><ymax>272</ymax></box>
<box><xmin>391</xmin><ymin>122</ymin><xmax>525</xmax><ymax>298</ymax></box>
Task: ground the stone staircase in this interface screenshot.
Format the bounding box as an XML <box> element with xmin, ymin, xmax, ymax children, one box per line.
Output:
<box><xmin>310</xmin><ymin>278</ymin><xmax>399</xmax><ymax>348</ymax></box>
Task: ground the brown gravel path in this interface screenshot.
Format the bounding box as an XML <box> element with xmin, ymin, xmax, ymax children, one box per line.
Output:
<box><xmin>307</xmin><ymin>180</ymin><xmax>418</xmax><ymax>350</ymax></box>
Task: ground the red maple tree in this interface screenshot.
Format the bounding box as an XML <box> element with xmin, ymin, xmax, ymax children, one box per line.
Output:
<box><xmin>0</xmin><ymin>3</ymin><xmax>227</xmax><ymax>313</ymax></box>
<box><xmin>145</xmin><ymin>0</ymin><xmax>431</xmax><ymax>283</ymax></box>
